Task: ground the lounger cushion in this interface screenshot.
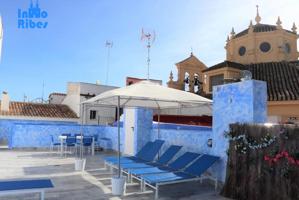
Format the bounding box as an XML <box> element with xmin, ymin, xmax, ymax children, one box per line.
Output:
<box><xmin>118</xmin><ymin>162</ymin><xmax>154</xmax><ymax>169</ymax></box>
<box><xmin>104</xmin><ymin>142</ymin><xmax>154</xmax><ymax>162</ymax></box>
<box><xmin>140</xmin><ymin>154</ymin><xmax>220</xmax><ymax>185</ymax></box>
<box><xmin>0</xmin><ymin>179</ymin><xmax>53</xmax><ymax>191</ymax></box>
<box><xmin>128</xmin><ymin>166</ymin><xmax>170</xmax><ymax>175</ymax></box>
<box><xmin>120</xmin><ymin>145</ymin><xmax>182</xmax><ymax>170</ymax></box>
<box><xmin>106</xmin><ymin>140</ymin><xmax>165</xmax><ymax>166</ymax></box>
<box><xmin>105</xmin><ymin>157</ymin><xmax>141</xmax><ymax>164</ymax></box>
<box><xmin>184</xmin><ymin>154</ymin><xmax>220</xmax><ymax>176</ymax></box>
<box><xmin>141</xmin><ymin>172</ymin><xmax>196</xmax><ymax>184</ymax></box>
<box><xmin>128</xmin><ymin>152</ymin><xmax>200</xmax><ymax>176</ymax></box>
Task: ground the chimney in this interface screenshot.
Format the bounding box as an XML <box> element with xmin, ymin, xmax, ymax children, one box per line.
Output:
<box><xmin>1</xmin><ymin>91</ymin><xmax>10</xmax><ymax>112</ymax></box>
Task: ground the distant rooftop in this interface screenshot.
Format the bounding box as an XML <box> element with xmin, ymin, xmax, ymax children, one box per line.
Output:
<box><xmin>0</xmin><ymin>101</ymin><xmax>78</xmax><ymax>119</ymax></box>
<box><xmin>49</xmin><ymin>92</ymin><xmax>66</xmax><ymax>97</ymax></box>
<box><xmin>204</xmin><ymin>61</ymin><xmax>299</xmax><ymax>101</ymax></box>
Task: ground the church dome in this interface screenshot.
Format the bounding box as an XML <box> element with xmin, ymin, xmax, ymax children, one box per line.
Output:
<box><xmin>225</xmin><ymin>6</ymin><xmax>299</xmax><ymax>64</ymax></box>
<box><xmin>234</xmin><ymin>24</ymin><xmax>296</xmax><ymax>39</ymax></box>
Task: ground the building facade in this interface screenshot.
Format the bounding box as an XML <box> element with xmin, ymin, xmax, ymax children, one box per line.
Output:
<box><xmin>49</xmin><ymin>82</ymin><xmax>118</xmax><ymax>125</ymax></box>
<box><xmin>168</xmin><ymin>7</ymin><xmax>299</xmax><ymax>123</ymax></box>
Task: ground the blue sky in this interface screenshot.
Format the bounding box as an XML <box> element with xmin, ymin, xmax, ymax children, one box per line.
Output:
<box><xmin>0</xmin><ymin>0</ymin><xmax>299</xmax><ymax>101</ymax></box>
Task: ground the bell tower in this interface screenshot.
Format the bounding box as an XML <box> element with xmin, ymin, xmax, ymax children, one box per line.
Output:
<box><xmin>167</xmin><ymin>53</ymin><xmax>207</xmax><ymax>94</ymax></box>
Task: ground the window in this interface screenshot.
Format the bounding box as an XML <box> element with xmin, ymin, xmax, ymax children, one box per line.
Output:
<box><xmin>285</xmin><ymin>43</ymin><xmax>291</xmax><ymax>54</ymax></box>
<box><xmin>260</xmin><ymin>42</ymin><xmax>271</xmax><ymax>52</ymax></box>
<box><xmin>209</xmin><ymin>74</ymin><xmax>224</xmax><ymax>91</ymax></box>
<box><xmin>89</xmin><ymin>110</ymin><xmax>97</xmax><ymax>120</ymax></box>
<box><xmin>238</xmin><ymin>46</ymin><xmax>246</xmax><ymax>56</ymax></box>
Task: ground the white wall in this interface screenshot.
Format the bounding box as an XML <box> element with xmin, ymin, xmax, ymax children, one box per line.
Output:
<box><xmin>49</xmin><ymin>94</ymin><xmax>66</xmax><ymax>104</ymax></box>
<box><xmin>154</xmin><ymin>106</ymin><xmax>212</xmax><ymax>116</ymax></box>
<box><xmin>62</xmin><ymin>82</ymin><xmax>118</xmax><ymax>125</ymax></box>
<box><xmin>84</xmin><ymin>105</ymin><xmax>116</xmax><ymax>125</ymax></box>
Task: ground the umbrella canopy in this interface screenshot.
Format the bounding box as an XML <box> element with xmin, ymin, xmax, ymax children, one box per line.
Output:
<box><xmin>82</xmin><ymin>80</ymin><xmax>212</xmax><ymax>113</ymax></box>
<box><xmin>81</xmin><ymin>80</ymin><xmax>212</xmax><ymax>178</ymax></box>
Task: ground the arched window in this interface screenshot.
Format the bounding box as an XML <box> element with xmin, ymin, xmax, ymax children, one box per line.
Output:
<box><xmin>194</xmin><ymin>73</ymin><xmax>201</xmax><ymax>94</ymax></box>
<box><xmin>184</xmin><ymin>72</ymin><xmax>190</xmax><ymax>91</ymax></box>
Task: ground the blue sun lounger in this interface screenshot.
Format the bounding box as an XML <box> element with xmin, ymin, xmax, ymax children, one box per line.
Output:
<box><xmin>120</xmin><ymin>145</ymin><xmax>182</xmax><ymax>170</ymax></box>
<box><xmin>119</xmin><ymin>145</ymin><xmax>182</xmax><ymax>181</ymax></box>
<box><xmin>104</xmin><ymin>141</ymin><xmax>153</xmax><ymax>163</ymax></box>
<box><xmin>140</xmin><ymin>154</ymin><xmax>220</xmax><ymax>199</ymax></box>
<box><xmin>127</xmin><ymin>152</ymin><xmax>200</xmax><ymax>177</ymax></box>
<box><xmin>105</xmin><ymin>140</ymin><xmax>165</xmax><ymax>169</ymax></box>
<box><xmin>0</xmin><ymin>179</ymin><xmax>54</xmax><ymax>200</ymax></box>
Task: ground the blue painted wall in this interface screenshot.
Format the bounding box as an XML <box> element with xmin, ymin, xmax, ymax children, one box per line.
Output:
<box><xmin>152</xmin><ymin>123</ymin><xmax>213</xmax><ymax>157</ymax></box>
<box><xmin>0</xmin><ymin>80</ymin><xmax>267</xmax><ymax>184</ymax></box>
<box><xmin>0</xmin><ymin>119</ymin><xmax>124</xmax><ymax>150</ymax></box>
<box><xmin>212</xmin><ymin>80</ymin><xmax>267</xmax><ymax>182</ymax></box>
<box><xmin>132</xmin><ymin>108</ymin><xmax>213</xmax><ymax>160</ymax></box>
<box><xmin>134</xmin><ymin>108</ymin><xmax>153</xmax><ymax>153</ymax></box>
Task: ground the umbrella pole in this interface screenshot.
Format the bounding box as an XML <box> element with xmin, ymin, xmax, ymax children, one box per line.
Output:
<box><xmin>117</xmin><ymin>96</ymin><xmax>121</xmax><ymax>178</ymax></box>
<box><xmin>157</xmin><ymin>108</ymin><xmax>161</xmax><ymax>159</ymax></box>
<box><xmin>158</xmin><ymin>109</ymin><xmax>160</xmax><ymax>140</ymax></box>
<box><xmin>80</xmin><ymin>103</ymin><xmax>84</xmax><ymax>159</ymax></box>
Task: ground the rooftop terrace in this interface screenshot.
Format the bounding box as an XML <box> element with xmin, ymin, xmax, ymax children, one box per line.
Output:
<box><xmin>0</xmin><ymin>150</ymin><xmax>229</xmax><ymax>200</ymax></box>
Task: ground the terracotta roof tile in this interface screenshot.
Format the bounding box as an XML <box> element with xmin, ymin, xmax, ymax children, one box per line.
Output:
<box><xmin>205</xmin><ymin>61</ymin><xmax>299</xmax><ymax>101</ymax></box>
<box><xmin>49</xmin><ymin>92</ymin><xmax>66</xmax><ymax>96</ymax></box>
<box><xmin>247</xmin><ymin>61</ymin><xmax>299</xmax><ymax>101</ymax></box>
<box><xmin>0</xmin><ymin>101</ymin><xmax>78</xmax><ymax>119</ymax></box>
<box><xmin>203</xmin><ymin>61</ymin><xmax>247</xmax><ymax>72</ymax></box>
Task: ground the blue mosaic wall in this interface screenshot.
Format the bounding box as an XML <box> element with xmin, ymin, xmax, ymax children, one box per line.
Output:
<box><xmin>152</xmin><ymin>123</ymin><xmax>213</xmax><ymax>156</ymax></box>
<box><xmin>134</xmin><ymin>108</ymin><xmax>153</xmax><ymax>153</ymax></box>
<box><xmin>212</xmin><ymin>80</ymin><xmax>267</xmax><ymax>182</ymax></box>
<box><xmin>0</xmin><ymin>80</ymin><xmax>267</xmax><ymax>184</ymax></box>
<box><xmin>0</xmin><ymin>119</ymin><xmax>124</xmax><ymax>150</ymax></box>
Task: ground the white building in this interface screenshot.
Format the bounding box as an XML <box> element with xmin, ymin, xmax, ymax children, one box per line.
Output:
<box><xmin>50</xmin><ymin>82</ymin><xmax>118</xmax><ymax>125</ymax></box>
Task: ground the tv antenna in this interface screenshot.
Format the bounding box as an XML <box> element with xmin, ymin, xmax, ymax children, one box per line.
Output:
<box><xmin>41</xmin><ymin>81</ymin><xmax>45</xmax><ymax>103</ymax></box>
<box><xmin>105</xmin><ymin>40</ymin><xmax>113</xmax><ymax>85</ymax></box>
<box><xmin>141</xmin><ymin>28</ymin><xmax>155</xmax><ymax>80</ymax></box>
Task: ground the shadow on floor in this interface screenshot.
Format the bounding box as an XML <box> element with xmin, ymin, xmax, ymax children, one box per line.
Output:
<box><xmin>23</xmin><ymin>163</ymin><xmax>75</xmax><ymax>175</ymax></box>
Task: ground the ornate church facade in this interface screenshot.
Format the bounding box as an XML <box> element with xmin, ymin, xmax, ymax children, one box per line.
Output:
<box><xmin>167</xmin><ymin>6</ymin><xmax>299</xmax><ymax>123</ymax></box>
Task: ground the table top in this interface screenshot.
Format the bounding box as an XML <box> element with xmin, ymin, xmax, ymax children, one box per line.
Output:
<box><xmin>58</xmin><ymin>135</ymin><xmax>93</xmax><ymax>140</ymax></box>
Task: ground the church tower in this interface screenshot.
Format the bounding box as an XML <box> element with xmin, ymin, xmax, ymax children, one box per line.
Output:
<box><xmin>167</xmin><ymin>53</ymin><xmax>207</xmax><ymax>94</ymax></box>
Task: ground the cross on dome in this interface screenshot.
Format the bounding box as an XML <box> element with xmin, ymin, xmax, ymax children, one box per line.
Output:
<box><xmin>255</xmin><ymin>5</ymin><xmax>261</xmax><ymax>24</ymax></box>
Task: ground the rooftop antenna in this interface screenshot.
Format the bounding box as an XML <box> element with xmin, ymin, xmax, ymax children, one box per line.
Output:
<box><xmin>23</xmin><ymin>93</ymin><xmax>27</xmax><ymax>102</ymax></box>
<box><xmin>105</xmin><ymin>40</ymin><xmax>113</xmax><ymax>85</ymax></box>
<box><xmin>41</xmin><ymin>81</ymin><xmax>45</xmax><ymax>103</ymax></box>
<box><xmin>141</xmin><ymin>28</ymin><xmax>155</xmax><ymax>80</ymax></box>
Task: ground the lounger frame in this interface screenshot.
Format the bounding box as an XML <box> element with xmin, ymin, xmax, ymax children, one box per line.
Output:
<box><xmin>0</xmin><ymin>188</ymin><xmax>47</xmax><ymax>200</ymax></box>
<box><xmin>141</xmin><ymin>173</ymin><xmax>218</xmax><ymax>199</ymax></box>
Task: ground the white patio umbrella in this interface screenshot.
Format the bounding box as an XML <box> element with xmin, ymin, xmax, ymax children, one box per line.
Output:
<box><xmin>82</xmin><ymin>80</ymin><xmax>212</xmax><ymax>178</ymax></box>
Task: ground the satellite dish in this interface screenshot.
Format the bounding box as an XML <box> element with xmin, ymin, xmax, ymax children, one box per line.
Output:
<box><xmin>240</xmin><ymin>70</ymin><xmax>252</xmax><ymax>81</ymax></box>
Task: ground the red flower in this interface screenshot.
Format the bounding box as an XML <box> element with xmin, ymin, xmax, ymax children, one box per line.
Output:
<box><xmin>273</xmin><ymin>158</ymin><xmax>278</xmax><ymax>163</ymax></box>
<box><xmin>288</xmin><ymin>158</ymin><xmax>295</xmax><ymax>164</ymax></box>
<box><xmin>264</xmin><ymin>155</ymin><xmax>270</xmax><ymax>161</ymax></box>
<box><xmin>282</xmin><ymin>151</ymin><xmax>289</xmax><ymax>157</ymax></box>
<box><xmin>276</xmin><ymin>153</ymin><xmax>282</xmax><ymax>159</ymax></box>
